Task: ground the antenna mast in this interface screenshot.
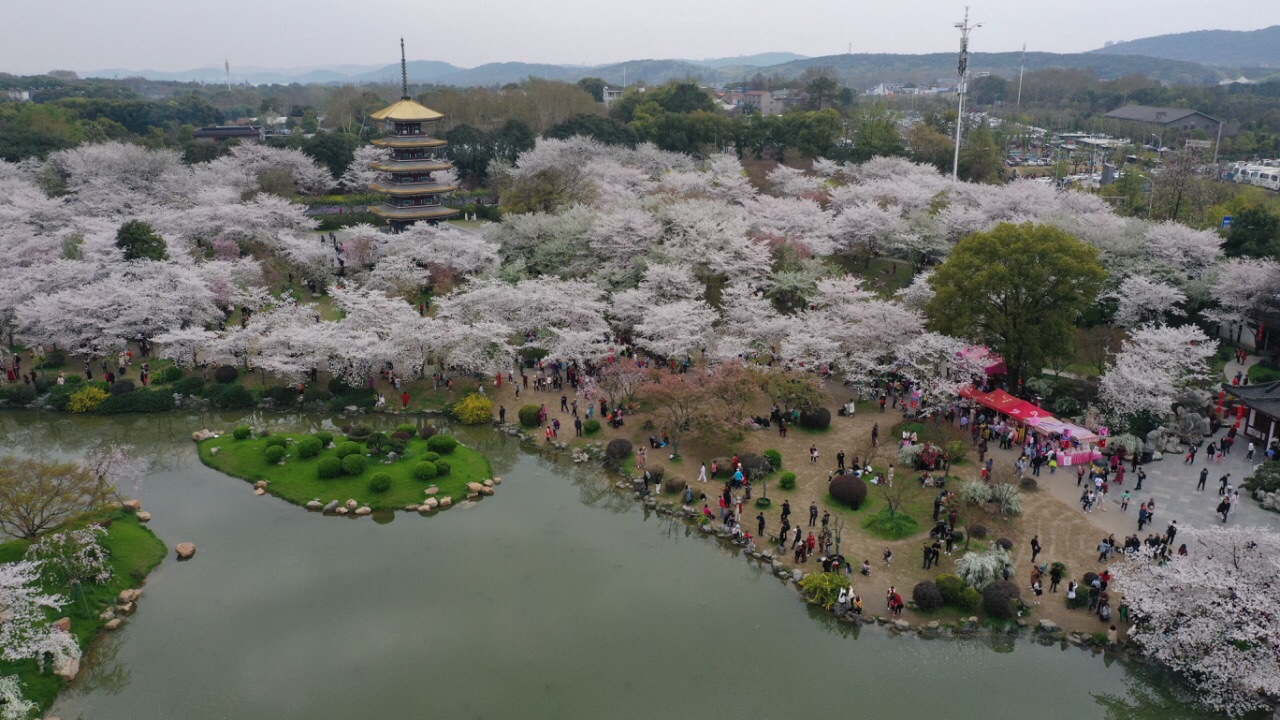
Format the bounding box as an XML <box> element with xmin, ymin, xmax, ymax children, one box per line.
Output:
<box><xmin>224</xmin><ymin>58</ymin><xmax>231</xmax><ymax>90</ymax></box>
<box><xmin>951</xmin><ymin>6</ymin><xmax>982</xmax><ymax>180</ymax></box>
<box><xmin>1016</xmin><ymin>43</ymin><xmax>1026</xmax><ymax>110</ymax></box>
<box><xmin>400</xmin><ymin>38</ymin><xmax>409</xmax><ymax>99</ymax></box>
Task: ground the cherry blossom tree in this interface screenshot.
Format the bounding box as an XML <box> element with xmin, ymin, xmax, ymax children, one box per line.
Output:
<box><xmin>633</xmin><ymin>299</ymin><xmax>718</xmax><ymax>359</ymax></box>
<box><xmin>339</xmin><ymin>145</ymin><xmax>388</xmax><ymax>192</ymax></box>
<box><xmin>892</xmin><ymin>332</ymin><xmax>985</xmax><ymax>411</ymax></box>
<box><xmin>0</xmin><ymin>673</ymin><xmax>37</xmax><ymax>720</ymax></box>
<box><xmin>1205</xmin><ymin>257</ymin><xmax>1280</xmax><ymax>343</ymax></box>
<box><xmin>1111</xmin><ymin>275</ymin><xmax>1187</xmax><ymax>329</ymax></box>
<box><xmin>0</xmin><ymin>560</ymin><xmax>79</xmax><ymax>666</ymax></box>
<box><xmin>1110</xmin><ymin>526</ymin><xmax>1280</xmax><ymax>716</ymax></box>
<box><xmin>1099</xmin><ymin>324</ymin><xmax>1217</xmax><ymax>421</ymax></box>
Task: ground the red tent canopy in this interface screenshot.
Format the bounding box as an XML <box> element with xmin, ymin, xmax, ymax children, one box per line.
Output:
<box><xmin>963</xmin><ymin>388</ymin><xmax>1051</xmax><ymax>424</ymax></box>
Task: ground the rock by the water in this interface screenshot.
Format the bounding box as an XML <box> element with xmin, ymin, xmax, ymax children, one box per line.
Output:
<box><xmin>354</xmin><ymin>506</ymin><xmax>372</xmax><ymax>516</ymax></box>
<box><xmin>253</xmin><ymin>488</ymin><xmax>266</xmax><ymax>496</ymax></box>
<box><xmin>425</xmin><ymin>486</ymin><xmax>439</xmax><ymax>495</ymax></box>
<box><xmin>123</xmin><ymin>499</ymin><xmax>142</xmax><ymax>512</ymax></box>
<box><xmin>54</xmin><ymin>655</ymin><xmax>80</xmax><ymax>681</ymax></box>
<box><xmin>404</xmin><ymin>504</ymin><xmax>419</xmax><ymax>511</ymax></box>
<box><xmin>492</xmin><ymin>476</ymin><xmax>502</xmax><ymax>485</ymax></box>
<box><xmin>306</xmin><ymin>500</ymin><xmax>323</xmax><ymax>510</ymax></box>
<box><xmin>135</xmin><ymin>511</ymin><xmax>152</xmax><ymax>522</ymax></box>
<box><xmin>104</xmin><ymin>618</ymin><xmax>123</xmax><ymax>631</ymax></box>
<box><xmin>345</xmin><ymin>499</ymin><xmax>358</xmax><ymax>509</ymax></box>
<box><xmin>322</xmin><ymin>500</ymin><xmax>340</xmax><ymax>513</ymax></box>
<box><xmin>893</xmin><ymin>620</ymin><xmax>911</xmax><ymax>631</ymax></box>
<box><xmin>254</xmin><ymin>480</ymin><xmax>269</xmax><ymax>489</ymax></box>
<box><xmin>439</xmin><ymin>497</ymin><xmax>453</xmax><ymax>507</ymax></box>
<box><xmin>175</xmin><ymin>543</ymin><xmax>196</xmax><ymax>560</ymax></box>
<box><xmin>1038</xmin><ymin>619</ymin><xmax>1059</xmax><ymax>632</ymax></box>
<box><xmin>335</xmin><ymin>507</ymin><xmax>349</xmax><ymax>516</ymax></box>
<box><xmin>422</xmin><ymin>497</ymin><xmax>440</xmax><ymax>510</ymax></box>
<box><xmin>191</xmin><ymin>429</ymin><xmax>217</xmax><ymax>442</ymax></box>
<box><xmin>118</xmin><ymin>589</ymin><xmax>141</xmax><ymax>604</ymax></box>
<box><xmin>54</xmin><ymin>617</ymin><xmax>71</xmax><ymax>632</ymax></box>
<box><xmin>791</xmin><ymin>569</ymin><xmax>804</xmax><ymax>583</ymax></box>
<box><xmin>116</xmin><ymin>602</ymin><xmax>135</xmax><ymax>615</ymax></box>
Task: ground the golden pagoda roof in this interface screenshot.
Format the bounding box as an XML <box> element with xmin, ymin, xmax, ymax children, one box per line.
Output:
<box><xmin>371</xmin><ymin>136</ymin><xmax>447</xmax><ymax>149</ymax></box>
<box><xmin>370</xmin><ymin>99</ymin><xmax>444</xmax><ymax>122</ymax></box>
<box><xmin>370</xmin><ymin>205</ymin><xmax>460</xmax><ymax>221</ymax></box>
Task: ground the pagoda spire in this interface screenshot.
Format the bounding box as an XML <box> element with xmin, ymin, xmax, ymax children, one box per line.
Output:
<box><xmin>400</xmin><ymin>38</ymin><xmax>409</xmax><ymax>100</ymax></box>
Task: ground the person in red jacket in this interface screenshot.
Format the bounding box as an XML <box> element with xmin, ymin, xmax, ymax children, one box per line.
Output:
<box><xmin>401</xmin><ymin>391</ymin><xmax>410</xmax><ymax>409</ymax></box>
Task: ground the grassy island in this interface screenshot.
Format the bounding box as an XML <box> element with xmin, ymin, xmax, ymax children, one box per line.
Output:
<box><xmin>198</xmin><ymin>426</ymin><xmax>492</xmax><ymax>510</ymax></box>
<box><xmin>0</xmin><ymin>511</ymin><xmax>166</xmax><ymax>715</ymax></box>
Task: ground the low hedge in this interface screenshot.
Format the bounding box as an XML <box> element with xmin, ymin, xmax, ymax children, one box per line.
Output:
<box><xmin>426</xmin><ymin>435</ymin><xmax>458</xmax><ymax>454</ymax></box>
<box><xmin>93</xmin><ymin>389</ymin><xmax>175</xmax><ymax>414</ymax></box>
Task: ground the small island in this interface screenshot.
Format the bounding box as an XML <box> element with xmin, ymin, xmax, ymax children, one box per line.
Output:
<box><xmin>198</xmin><ymin>423</ymin><xmax>494</xmax><ymax>513</ymax></box>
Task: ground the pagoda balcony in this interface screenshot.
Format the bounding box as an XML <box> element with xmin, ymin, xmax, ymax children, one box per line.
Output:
<box><xmin>369</xmin><ymin>181</ymin><xmax>460</xmax><ymax>196</ymax></box>
<box><xmin>369</xmin><ymin>204</ymin><xmax>460</xmax><ymax>221</ymax></box>
<box><xmin>369</xmin><ymin>159</ymin><xmax>454</xmax><ymax>173</ymax></box>
<box><xmin>371</xmin><ymin>135</ymin><xmax>447</xmax><ymax>149</ymax></box>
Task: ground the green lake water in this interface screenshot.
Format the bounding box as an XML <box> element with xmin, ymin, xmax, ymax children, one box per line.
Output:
<box><xmin>0</xmin><ymin>411</ymin><xmax>1211</xmax><ymax>720</ymax></box>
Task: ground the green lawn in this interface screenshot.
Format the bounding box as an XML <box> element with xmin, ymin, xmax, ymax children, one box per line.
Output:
<box><xmin>199</xmin><ymin>432</ymin><xmax>492</xmax><ymax>509</ymax></box>
<box><xmin>0</xmin><ymin>512</ymin><xmax>166</xmax><ymax>716</ymax></box>
<box><xmin>1248</xmin><ymin>362</ymin><xmax>1280</xmax><ymax>384</ymax></box>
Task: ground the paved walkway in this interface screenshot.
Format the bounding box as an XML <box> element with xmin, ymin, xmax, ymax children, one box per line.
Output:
<box><xmin>986</xmin><ymin>425</ymin><xmax>1279</xmax><ymax>539</ymax></box>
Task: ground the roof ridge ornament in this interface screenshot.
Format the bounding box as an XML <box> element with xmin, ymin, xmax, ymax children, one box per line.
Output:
<box><xmin>400</xmin><ymin>38</ymin><xmax>409</xmax><ymax>100</ymax></box>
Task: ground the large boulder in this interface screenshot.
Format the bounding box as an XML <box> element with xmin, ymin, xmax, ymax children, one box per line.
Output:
<box><xmin>322</xmin><ymin>499</ymin><xmax>339</xmax><ymax>513</ymax></box>
<box><xmin>118</xmin><ymin>589</ymin><xmax>141</xmax><ymax>604</ymax></box>
<box><xmin>175</xmin><ymin>543</ymin><xmax>196</xmax><ymax>560</ymax></box>
<box><xmin>53</xmin><ymin>617</ymin><xmax>71</xmax><ymax>632</ymax></box>
<box><xmin>54</xmin><ymin>655</ymin><xmax>80</xmax><ymax>681</ymax></box>
<box><xmin>135</xmin><ymin>511</ymin><xmax>152</xmax><ymax>522</ymax></box>
<box><xmin>122</xmin><ymin>499</ymin><xmax>142</xmax><ymax>512</ymax></box>
<box><xmin>354</xmin><ymin>506</ymin><xmax>372</xmax><ymax>516</ymax></box>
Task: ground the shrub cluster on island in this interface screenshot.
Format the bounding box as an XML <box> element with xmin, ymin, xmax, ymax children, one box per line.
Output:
<box><xmin>197</xmin><ymin>423</ymin><xmax>493</xmax><ymax>512</ymax></box>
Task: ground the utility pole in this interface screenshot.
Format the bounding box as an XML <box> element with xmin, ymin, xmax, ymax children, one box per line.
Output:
<box><xmin>1015</xmin><ymin>43</ymin><xmax>1026</xmax><ymax>110</ymax></box>
<box><xmin>952</xmin><ymin>7</ymin><xmax>982</xmax><ymax>179</ymax></box>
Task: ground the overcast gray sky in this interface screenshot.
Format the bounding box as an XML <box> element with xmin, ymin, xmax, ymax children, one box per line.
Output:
<box><xmin>4</xmin><ymin>0</ymin><xmax>1275</xmax><ymax>74</ymax></box>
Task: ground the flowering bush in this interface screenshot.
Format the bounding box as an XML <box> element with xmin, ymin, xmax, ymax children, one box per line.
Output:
<box><xmin>452</xmin><ymin>393</ymin><xmax>493</xmax><ymax>425</ymax></box>
<box><xmin>24</xmin><ymin>525</ymin><xmax>113</xmax><ymax>587</ymax></box>
<box><xmin>955</xmin><ymin>548</ymin><xmax>1013</xmax><ymax>591</ymax></box>
<box><xmin>67</xmin><ymin>386</ymin><xmax>109</xmax><ymax>413</ymax></box>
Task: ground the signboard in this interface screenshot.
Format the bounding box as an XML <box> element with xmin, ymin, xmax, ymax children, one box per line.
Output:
<box><xmin>1221</xmin><ymin>216</ymin><xmax>1233</xmax><ymax>230</ymax></box>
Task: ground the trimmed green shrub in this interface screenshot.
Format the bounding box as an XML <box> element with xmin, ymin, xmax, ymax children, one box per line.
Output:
<box><xmin>583</xmin><ymin>419</ymin><xmax>601</xmax><ymax>434</ymax></box>
<box><xmin>214</xmin><ymin>365</ymin><xmax>239</xmax><ymax>383</ymax></box>
<box><xmin>366</xmin><ymin>432</ymin><xmax>389</xmax><ymax>454</ymax></box>
<box><xmin>755</xmin><ymin>497</ymin><xmax>773</xmax><ymax>508</ymax></box>
<box><xmin>912</xmin><ymin>581</ymin><xmax>944</xmax><ymax>612</ymax></box>
<box><xmin>779</xmin><ymin>471</ymin><xmax>797</xmax><ymax>490</ymax></box>
<box><xmin>982</xmin><ymin>581</ymin><xmax>1021</xmax><ymax>619</ymax></box>
<box><xmin>426</xmin><ymin>434</ymin><xmax>458</xmax><ymax>454</ymax></box>
<box><xmin>763</xmin><ymin>449</ymin><xmax>783</xmax><ymax>470</ymax></box>
<box><xmin>302</xmin><ymin>388</ymin><xmax>331</xmax><ymax>404</ymax></box>
<box><xmin>413</xmin><ymin>461</ymin><xmax>438</xmax><ymax>480</ymax></box>
<box><xmin>161</xmin><ymin>365</ymin><xmax>183</xmax><ymax>382</ymax></box>
<box><xmin>317</xmin><ymin>457</ymin><xmax>342</xmax><ymax>479</ymax></box>
<box><xmin>172</xmin><ymin>376</ymin><xmax>204</xmax><ymax>396</ymax></box>
<box><xmin>341</xmin><ymin>454</ymin><xmax>367</xmax><ymax>476</ymax></box>
<box><xmin>936</xmin><ymin>574</ymin><xmax>965</xmax><ymax>605</ymax></box>
<box><xmin>264</xmin><ymin>435</ymin><xmax>287</xmax><ymax>448</ymax></box>
<box><xmin>232</xmin><ymin>425</ymin><xmax>252</xmax><ymax>440</ymax></box>
<box><xmin>109</xmin><ymin>380</ymin><xmax>136</xmax><ymax>395</ymax></box>
<box><xmin>260</xmin><ymin>385</ymin><xmax>295</xmax><ymax>405</ymax></box>
<box><xmin>368</xmin><ymin>473</ymin><xmax>392</xmax><ymax>493</ymax></box>
<box><xmin>798</xmin><ymin>407</ymin><xmax>831</xmax><ymax>430</ymax></box>
<box><xmin>297</xmin><ymin>437</ymin><xmax>323</xmax><ymax>458</ymax></box>
<box><xmin>314</xmin><ymin>431</ymin><xmax>333</xmax><ymax>447</ymax></box>
<box><xmin>517</xmin><ymin>404</ymin><xmax>542</xmax><ymax>428</ymax></box>
<box><xmin>418</xmin><ymin>425</ymin><xmax>438</xmax><ymax>439</ymax></box>
<box><xmin>604</xmin><ymin>439</ymin><xmax>633</xmax><ymax>469</ymax></box>
<box><xmin>64</xmin><ymin>374</ymin><xmax>83</xmax><ymax>385</ymax></box>
<box><xmin>387</xmin><ymin>438</ymin><xmax>407</xmax><ymax>455</ymax></box>
<box><xmin>264</xmin><ymin>445</ymin><xmax>285</xmax><ymax>463</ymax></box>
<box><xmin>335</xmin><ymin>441</ymin><xmax>362</xmax><ymax>458</ymax></box>
<box><xmin>433</xmin><ymin>458</ymin><xmax>451</xmax><ymax>475</ymax></box>
<box><xmin>829</xmin><ymin>475</ymin><xmax>868</xmax><ymax>509</ymax></box>
<box><xmin>395</xmin><ymin>423</ymin><xmax>417</xmax><ymax>435</ymax></box>
<box><xmin>93</xmin><ymin>389</ymin><xmax>175</xmax><ymax>414</ymax></box>
<box><xmin>390</xmin><ymin>431</ymin><xmax>412</xmax><ymax>442</ymax></box>
<box><xmin>423</xmin><ymin>451</ymin><xmax>441</xmax><ymax>462</ymax></box>
<box><xmin>346</xmin><ymin>425</ymin><xmax>373</xmax><ymax>441</ymax></box>
<box><xmin>208</xmin><ymin>384</ymin><xmax>254</xmax><ymax>409</ymax></box>
<box><xmin>969</xmin><ymin>524</ymin><xmax>989</xmax><ymax>539</ymax></box>
<box><xmin>957</xmin><ymin>587</ymin><xmax>981</xmax><ymax>611</ymax></box>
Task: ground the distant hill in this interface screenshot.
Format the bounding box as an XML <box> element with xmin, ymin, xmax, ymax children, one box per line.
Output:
<box><xmin>687</xmin><ymin>52</ymin><xmax>808</xmax><ymax>68</ymax></box>
<box><xmin>766</xmin><ymin>51</ymin><xmax>1227</xmax><ymax>87</ymax></box>
<box><xmin>1091</xmin><ymin>26</ymin><xmax>1280</xmax><ymax>68</ymax></box>
<box><xmin>82</xmin><ymin>49</ymin><xmax>1233</xmax><ymax>89</ymax></box>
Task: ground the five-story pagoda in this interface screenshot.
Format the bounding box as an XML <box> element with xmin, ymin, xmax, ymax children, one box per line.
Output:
<box><xmin>368</xmin><ymin>40</ymin><xmax>459</xmax><ymax>231</ymax></box>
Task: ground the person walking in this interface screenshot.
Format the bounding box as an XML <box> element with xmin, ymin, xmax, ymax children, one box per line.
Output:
<box><xmin>809</xmin><ymin>445</ymin><xmax>819</xmax><ymax>464</ymax></box>
<box><xmin>781</xmin><ymin>500</ymin><xmax>791</xmax><ymax>524</ymax></box>
<box><xmin>1219</xmin><ymin>473</ymin><xmax>1230</xmax><ymax>496</ymax></box>
<box><xmin>1217</xmin><ymin>497</ymin><xmax>1232</xmax><ymax>523</ymax></box>
<box><xmin>922</xmin><ymin>542</ymin><xmax>934</xmax><ymax>569</ymax></box>
<box><xmin>401</xmin><ymin>391</ymin><xmax>410</xmax><ymax>409</ymax></box>
<box><xmin>871</xmin><ymin>423</ymin><xmax>879</xmax><ymax>447</ymax></box>
<box><xmin>697</xmin><ymin>462</ymin><xmax>707</xmax><ymax>483</ymax></box>
<box><xmin>757</xmin><ymin>512</ymin><xmax>766</xmax><ymax>537</ymax></box>
<box><xmin>1049</xmin><ymin>564</ymin><xmax>1062</xmax><ymax>592</ymax></box>
<box><xmin>1165</xmin><ymin>521</ymin><xmax>1177</xmax><ymax>545</ymax></box>
<box><xmin>1030</xmin><ymin>535</ymin><xmax>1042</xmax><ymax>564</ymax></box>
<box><xmin>1120</xmin><ymin>490</ymin><xmax>1130</xmax><ymax>512</ymax></box>
<box><xmin>808</xmin><ymin>502</ymin><xmax>819</xmax><ymax>527</ymax></box>
<box><xmin>1247</xmin><ymin>441</ymin><xmax>1256</xmax><ymax>461</ymax></box>
<box><xmin>1197</xmin><ymin>467</ymin><xmax>1208</xmax><ymax>492</ymax></box>
<box><xmin>574</xmin><ymin>416</ymin><xmax>583</xmax><ymax>436</ymax></box>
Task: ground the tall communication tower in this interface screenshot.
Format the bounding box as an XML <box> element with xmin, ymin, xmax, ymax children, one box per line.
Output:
<box><xmin>224</xmin><ymin>58</ymin><xmax>231</xmax><ymax>90</ymax></box>
<box><xmin>951</xmin><ymin>7</ymin><xmax>982</xmax><ymax>179</ymax></box>
<box><xmin>1016</xmin><ymin>43</ymin><xmax>1026</xmax><ymax>109</ymax></box>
